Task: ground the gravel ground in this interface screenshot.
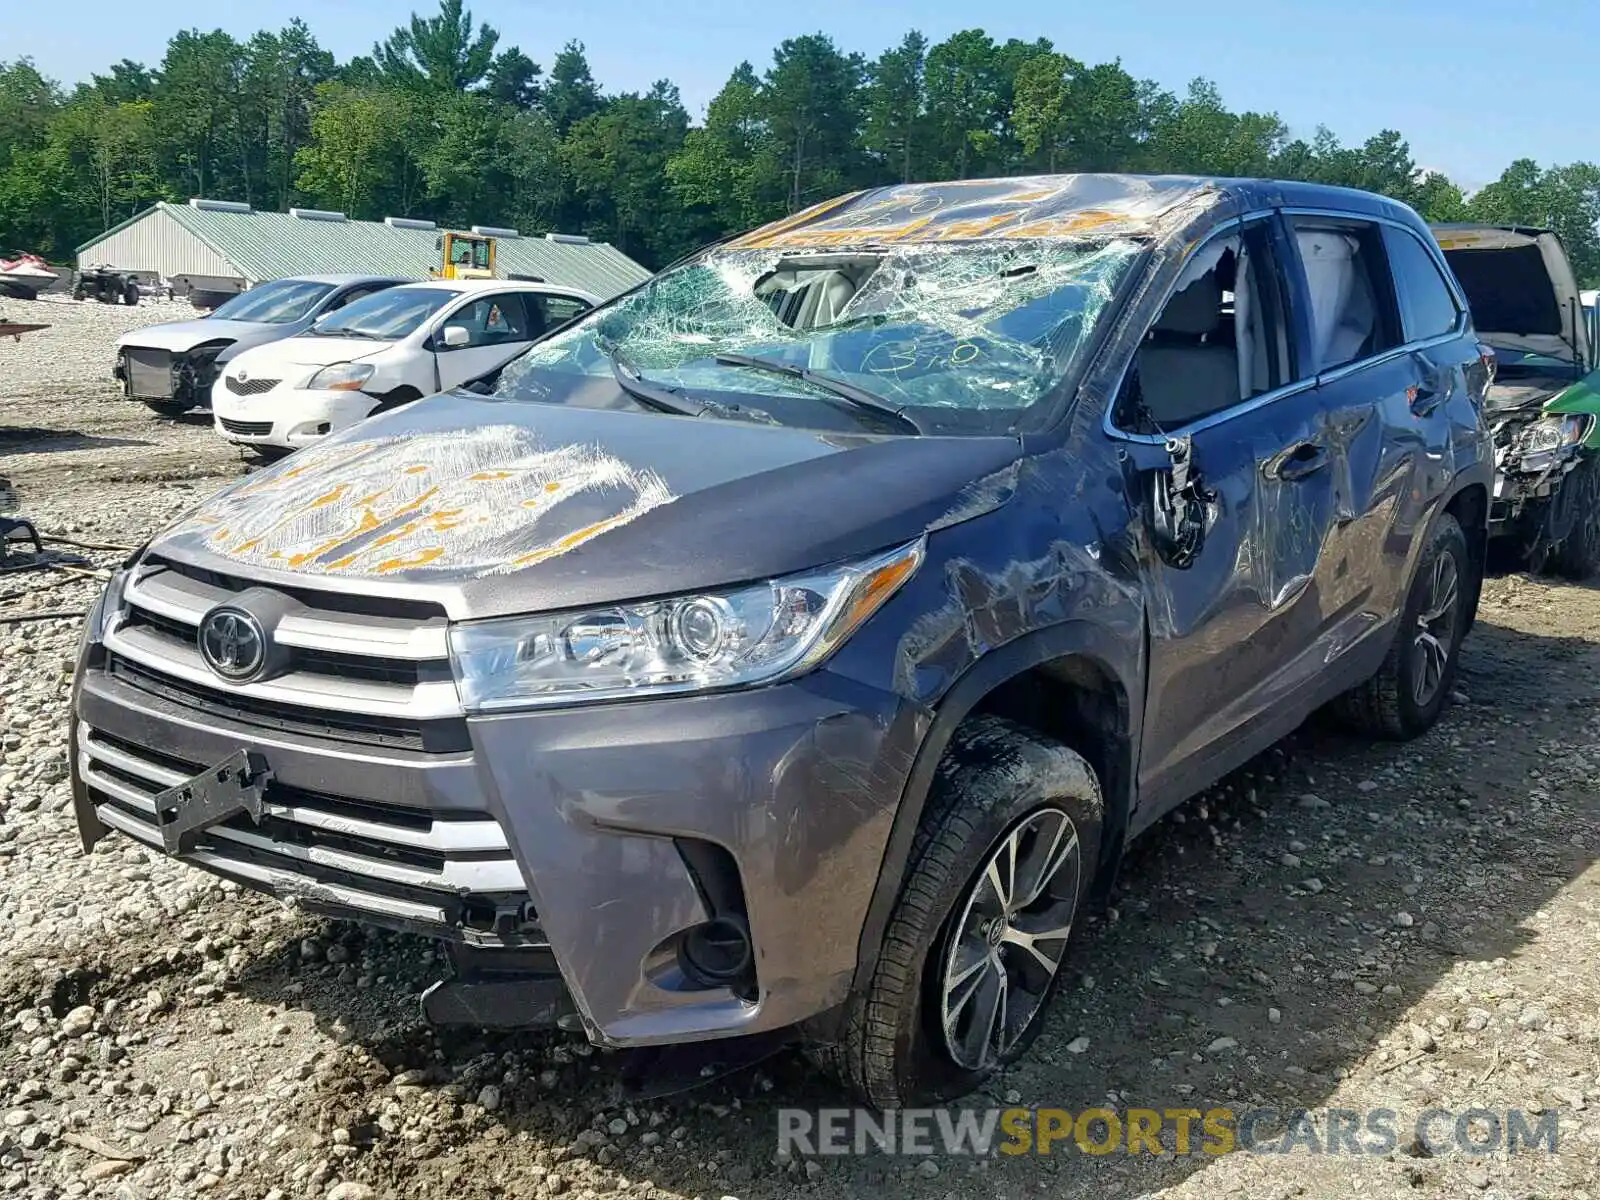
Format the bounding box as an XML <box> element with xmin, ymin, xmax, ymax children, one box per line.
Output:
<box><xmin>2</xmin><ymin>298</ymin><xmax>1598</xmax><ymax>1200</ymax></box>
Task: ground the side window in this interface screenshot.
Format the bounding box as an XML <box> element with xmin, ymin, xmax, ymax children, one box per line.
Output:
<box><xmin>1382</xmin><ymin>227</ymin><xmax>1461</xmax><ymax>342</ymax></box>
<box><xmin>1288</xmin><ymin>217</ymin><xmax>1402</xmax><ymax>373</ymax></box>
<box><xmin>445</xmin><ymin>294</ymin><xmax>530</xmax><ymax>348</ymax></box>
<box><xmin>1120</xmin><ymin>219</ymin><xmax>1290</xmax><ymax>431</ymax></box>
<box><xmin>521</xmin><ymin>294</ymin><xmax>590</xmax><ymax>341</ymax></box>
<box><xmin>327</xmin><ymin>283</ymin><xmax>385</xmax><ymax>312</ymax></box>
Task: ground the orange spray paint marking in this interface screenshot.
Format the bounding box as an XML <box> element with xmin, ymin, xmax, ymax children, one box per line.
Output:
<box><xmin>375</xmin><ymin>547</ymin><xmax>445</xmax><ymax>574</ymax></box>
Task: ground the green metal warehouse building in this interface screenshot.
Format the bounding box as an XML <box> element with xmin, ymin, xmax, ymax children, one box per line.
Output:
<box><xmin>75</xmin><ymin>199</ymin><xmax>651</xmax><ymax>301</ymax></box>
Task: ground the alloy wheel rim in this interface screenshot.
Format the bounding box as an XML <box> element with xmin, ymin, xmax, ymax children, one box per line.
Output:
<box><xmin>1412</xmin><ymin>550</ymin><xmax>1460</xmax><ymax>707</ymax></box>
<box><xmin>939</xmin><ymin>807</ymin><xmax>1081</xmax><ymax>1071</ymax></box>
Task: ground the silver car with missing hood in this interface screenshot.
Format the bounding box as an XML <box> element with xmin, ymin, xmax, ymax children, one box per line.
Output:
<box><xmin>112</xmin><ymin>275</ymin><xmax>414</xmax><ymax>416</ymax></box>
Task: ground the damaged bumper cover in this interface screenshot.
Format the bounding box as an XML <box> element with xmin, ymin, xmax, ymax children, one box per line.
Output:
<box><xmin>70</xmin><ymin>647</ymin><xmax>919</xmax><ymax>1047</ymax></box>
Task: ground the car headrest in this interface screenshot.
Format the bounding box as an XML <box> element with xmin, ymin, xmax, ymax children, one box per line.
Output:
<box><xmin>1155</xmin><ymin>274</ymin><xmax>1223</xmax><ymax>336</ymax></box>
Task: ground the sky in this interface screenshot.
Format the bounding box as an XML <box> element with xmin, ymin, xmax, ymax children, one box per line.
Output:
<box><xmin>3</xmin><ymin>0</ymin><xmax>1590</xmax><ymax>190</ymax></box>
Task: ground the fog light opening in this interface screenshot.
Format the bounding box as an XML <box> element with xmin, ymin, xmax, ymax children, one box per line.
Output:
<box><xmin>680</xmin><ymin>916</ymin><xmax>753</xmax><ymax>987</ymax></box>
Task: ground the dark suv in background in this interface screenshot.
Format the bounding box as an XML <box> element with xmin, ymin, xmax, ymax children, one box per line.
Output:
<box><xmin>71</xmin><ymin>174</ymin><xmax>1493</xmax><ymax>1107</ymax></box>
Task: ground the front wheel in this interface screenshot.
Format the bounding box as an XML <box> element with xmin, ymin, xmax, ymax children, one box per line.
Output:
<box><xmin>1335</xmin><ymin>512</ymin><xmax>1471</xmax><ymax>739</ymax></box>
<box><xmin>1547</xmin><ymin>455</ymin><xmax>1600</xmax><ymax>580</ymax></box>
<box><xmin>143</xmin><ymin>400</ymin><xmax>194</xmax><ymax>417</ymax></box>
<box><xmin>809</xmin><ymin>715</ymin><xmax>1103</xmax><ymax>1108</ymax></box>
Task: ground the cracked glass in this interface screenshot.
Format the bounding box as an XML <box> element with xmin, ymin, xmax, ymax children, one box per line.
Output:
<box><xmin>494</xmin><ymin>239</ymin><xmax>1141</xmax><ymax>430</ymax></box>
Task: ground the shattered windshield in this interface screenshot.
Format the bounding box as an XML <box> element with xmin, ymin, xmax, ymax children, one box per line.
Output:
<box><xmin>494</xmin><ymin>239</ymin><xmax>1140</xmax><ymax>432</ymax></box>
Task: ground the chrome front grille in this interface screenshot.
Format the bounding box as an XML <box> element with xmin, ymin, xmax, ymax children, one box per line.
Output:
<box><xmin>122</xmin><ymin>348</ymin><xmax>173</xmax><ymax>399</ymax></box>
<box><xmin>218</xmin><ymin>416</ymin><xmax>273</xmax><ymax>436</ymax></box>
<box><xmin>77</xmin><ymin>725</ymin><xmax>533</xmax><ymax>935</ymax></box>
<box><xmin>224</xmin><ymin>376</ymin><xmax>279</xmax><ymax>396</ymax></box>
<box><xmin>103</xmin><ymin>557</ymin><xmax>467</xmax><ymax>752</ymax></box>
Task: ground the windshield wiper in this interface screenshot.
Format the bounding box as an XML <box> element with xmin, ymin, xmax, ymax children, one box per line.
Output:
<box><xmin>713</xmin><ymin>353</ymin><xmax>924</xmax><ymax>434</ymax></box>
<box><xmin>310</xmin><ymin>326</ymin><xmax>385</xmax><ymax>340</ymax></box>
<box><xmin>601</xmin><ymin>346</ymin><xmax>706</xmax><ymax>418</ymax></box>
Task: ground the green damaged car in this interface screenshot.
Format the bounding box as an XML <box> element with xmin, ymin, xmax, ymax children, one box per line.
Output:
<box><xmin>1435</xmin><ymin>224</ymin><xmax>1600</xmax><ymax>576</ymax></box>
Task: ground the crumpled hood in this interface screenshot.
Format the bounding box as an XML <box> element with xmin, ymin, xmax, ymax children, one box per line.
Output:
<box><xmin>115</xmin><ymin>318</ymin><xmax>276</xmax><ymax>354</ymax></box>
<box><xmin>148</xmin><ymin>393</ymin><xmax>1023</xmax><ymax>619</ymax></box>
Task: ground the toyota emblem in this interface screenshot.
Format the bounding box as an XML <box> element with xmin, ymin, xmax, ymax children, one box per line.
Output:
<box><xmin>236</xmin><ymin>369</ymin><xmax>248</xmax><ymax>382</ymax></box>
<box><xmin>198</xmin><ymin>607</ymin><xmax>267</xmax><ymax>682</ymax></box>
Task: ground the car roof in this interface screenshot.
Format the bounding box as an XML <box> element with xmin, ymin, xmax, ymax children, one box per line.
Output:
<box><xmin>281</xmin><ymin>273</ymin><xmax>417</xmax><ymax>286</ymax></box>
<box><xmin>726</xmin><ymin>172</ymin><xmax>1421</xmax><ymax>252</ymax></box>
<box><xmin>385</xmin><ymin>278</ymin><xmax>599</xmax><ymax>301</ymax></box>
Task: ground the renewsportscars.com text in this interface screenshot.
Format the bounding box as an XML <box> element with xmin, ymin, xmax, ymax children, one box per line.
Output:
<box><xmin>777</xmin><ymin>1106</ymin><xmax>1561</xmax><ymax>1158</ymax></box>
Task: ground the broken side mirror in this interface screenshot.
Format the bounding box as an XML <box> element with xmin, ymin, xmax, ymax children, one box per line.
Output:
<box><xmin>1146</xmin><ymin>436</ymin><xmax>1215</xmax><ymax>569</ymax></box>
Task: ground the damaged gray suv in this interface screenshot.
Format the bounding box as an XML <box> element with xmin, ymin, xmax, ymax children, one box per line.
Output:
<box><xmin>70</xmin><ymin>175</ymin><xmax>1494</xmax><ymax>1107</ymax></box>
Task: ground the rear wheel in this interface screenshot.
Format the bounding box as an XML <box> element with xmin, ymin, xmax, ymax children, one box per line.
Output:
<box><xmin>1547</xmin><ymin>455</ymin><xmax>1600</xmax><ymax>580</ymax></box>
<box><xmin>809</xmin><ymin>715</ymin><xmax>1103</xmax><ymax>1108</ymax></box>
<box><xmin>122</xmin><ymin>281</ymin><xmax>140</xmax><ymax>306</ymax></box>
<box><xmin>1335</xmin><ymin>512</ymin><xmax>1471</xmax><ymax>739</ymax></box>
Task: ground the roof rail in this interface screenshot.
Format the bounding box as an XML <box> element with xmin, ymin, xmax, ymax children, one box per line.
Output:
<box><xmin>471</xmin><ymin>224</ymin><xmax>520</xmax><ymax>239</ymax></box>
<box><xmin>189</xmin><ymin>198</ymin><xmax>252</xmax><ymax>214</ymax></box>
<box><xmin>544</xmin><ymin>232</ymin><xmax>591</xmax><ymax>245</ymax></box>
<box><xmin>385</xmin><ymin>216</ymin><xmax>437</xmax><ymax>231</ymax></box>
<box><xmin>290</xmin><ymin>207</ymin><xmax>347</xmax><ymax>222</ymax></box>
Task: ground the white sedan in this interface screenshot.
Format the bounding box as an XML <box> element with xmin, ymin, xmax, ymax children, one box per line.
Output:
<box><xmin>211</xmin><ymin>280</ymin><xmax>596</xmax><ymax>452</ymax></box>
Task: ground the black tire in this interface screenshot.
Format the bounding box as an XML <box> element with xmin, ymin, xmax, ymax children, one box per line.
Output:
<box><xmin>123</xmin><ymin>283</ymin><xmax>140</xmax><ymax>306</ymax></box>
<box><xmin>142</xmin><ymin>400</ymin><xmax>194</xmax><ymax>417</ymax></box>
<box><xmin>809</xmin><ymin>715</ymin><xmax>1103</xmax><ymax>1108</ymax></box>
<box><xmin>1335</xmin><ymin>512</ymin><xmax>1471</xmax><ymax>739</ymax></box>
<box><xmin>1547</xmin><ymin>455</ymin><xmax>1600</xmax><ymax>580</ymax></box>
<box><xmin>370</xmin><ymin>387</ymin><xmax>422</xmax><ymax>416</ymax></box>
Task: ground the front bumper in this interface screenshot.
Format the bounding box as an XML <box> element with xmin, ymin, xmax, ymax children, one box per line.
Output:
<box><xmin>71</xmin><ymin>649</ymin><xmax>916</xmax><ymax>1047</ymax></box>
<box><xmin>212</xmin><ymin>388</ymin><xmax>380</xmax><ymax>449</ymax></box>
<box><xmin>1489</xmin><ymin>454</ymin><xmax>1581</xmax><ymax>531</ymax></box>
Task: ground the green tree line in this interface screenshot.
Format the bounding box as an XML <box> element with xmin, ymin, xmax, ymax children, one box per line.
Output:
<box><xmin>4</xmin><ymin>1</ymin><xmax>1600</xmax><ymax>280</ymax></box>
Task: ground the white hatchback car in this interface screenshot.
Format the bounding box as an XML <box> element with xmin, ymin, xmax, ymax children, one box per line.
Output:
<box><xmin>211</xmin><ymin>280</ymin><xmax>597</xmax><ymax>452</ymax></box>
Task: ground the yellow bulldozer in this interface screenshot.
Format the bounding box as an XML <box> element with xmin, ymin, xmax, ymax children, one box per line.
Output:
<box><xmin>433</xmin><ymin>231</ymin><xmax>496</xmax><ymax>280</ymax></box>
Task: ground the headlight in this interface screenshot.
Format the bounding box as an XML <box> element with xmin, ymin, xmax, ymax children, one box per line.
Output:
<box><xmin>449</xmin><ymin>538</ymin><xmax>925</xmax><ymax>712</ymax></box>
<box><xmin>1521</xmin><ymin>415</ymin><xmax>1589</xmax><ymax>454</ymax></box>
<box><xmin>1517</xmin><ymin>415</ymin><xmax>1591</xmax><ymax>471</ymax></box>
<box><xmin>305</xmin><ymin>362</ymin><xmax>375</xmax><ymax>391</ymax></box>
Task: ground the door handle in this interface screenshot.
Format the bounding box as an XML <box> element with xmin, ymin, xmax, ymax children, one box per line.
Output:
<box><xmin>1270</xmin><ymin>441</ymin><xmax>1328</xmax><ymax>481</ymax></box>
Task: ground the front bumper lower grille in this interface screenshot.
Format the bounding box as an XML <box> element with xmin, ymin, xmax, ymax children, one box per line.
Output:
<box><xmin>218</xmin><ymin>416</ymin><xmax>273</xmax><ymax>436</ymax></box>
<box><xmin>77</xmin><ymin>724</ymin><xmax>539</xmax><ymax>942</ymax></box>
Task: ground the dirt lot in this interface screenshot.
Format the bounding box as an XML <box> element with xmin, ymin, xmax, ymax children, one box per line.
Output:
<box><xmin>1</xmin><ymin>297</ymin><xmax>1597</xmax><ymax>1200</ymax></box>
